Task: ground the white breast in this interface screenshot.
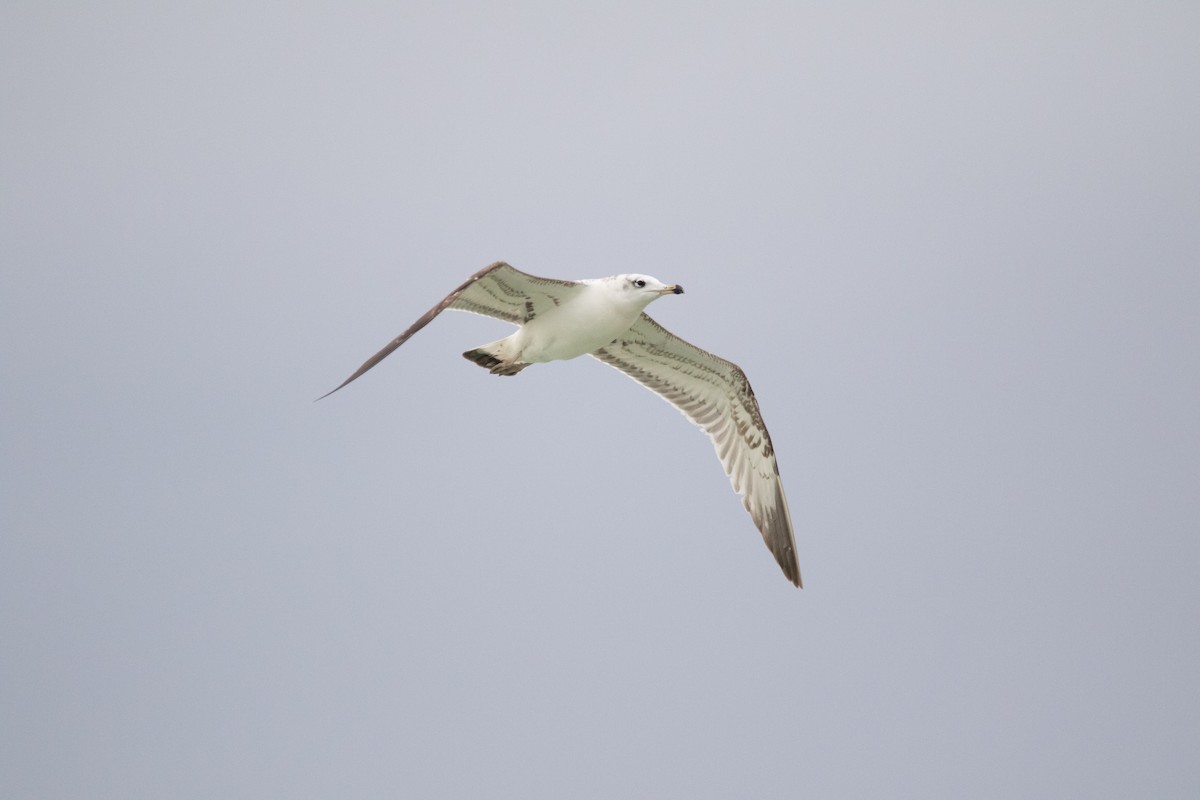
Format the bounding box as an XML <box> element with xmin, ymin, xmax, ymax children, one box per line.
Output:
<box><xmin>515</xmin><ymin>283</ymin><xmax>644</xmax><ymax>363</ymax></box>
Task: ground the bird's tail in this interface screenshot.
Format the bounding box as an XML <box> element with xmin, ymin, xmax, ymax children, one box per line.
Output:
<box><xmin>462</xmin><ymin>338</ymin><xmax>530</xmax><ymax>376</ymax></box>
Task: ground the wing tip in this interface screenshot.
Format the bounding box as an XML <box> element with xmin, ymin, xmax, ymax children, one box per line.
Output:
<box><xmin>314</xmin><ymin>381</ymin><xmax>348</xmax><ymax>402</ymax></box>
<box><xmin>785</xmin><ymin>557</ymin><xmax>804</xmax><ymax>588</ymax></box>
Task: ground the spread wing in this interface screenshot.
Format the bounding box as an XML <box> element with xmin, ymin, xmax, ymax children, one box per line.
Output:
<box><xmin>319</xmin><ymin>261</ymin><xmax>582</xmax><ymax>399</ymax></box>
<box><xmin>592</xmin><ymin>313</ymin><xmax>801</xmax><ymax>587</ymax></box>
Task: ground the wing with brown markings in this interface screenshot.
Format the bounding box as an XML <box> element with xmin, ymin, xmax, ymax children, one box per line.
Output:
<box><xmin>592</xmin><ymin>313</ymin><xmax>801</xmax><ymax>587</ymax></box>
<box><xmin>319</xmin><ymin>262</ymin><xmax>581</xmax><ymax>399</ymax></box>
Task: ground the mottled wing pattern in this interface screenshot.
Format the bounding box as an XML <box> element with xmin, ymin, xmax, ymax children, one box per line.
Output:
<box><xmin>591</xmin><ymin>313</ymin><xmax>801</xmax><ymax>587</ymax></box>
<box><xmin>450</xmin><ymin>262</ymin><xmax>581</xmax><ymax>323</ymax></box>
<box><xmin>319</xmin><ymin>261</ymin><xmax>581</xmax><ymax>399</ymax></box>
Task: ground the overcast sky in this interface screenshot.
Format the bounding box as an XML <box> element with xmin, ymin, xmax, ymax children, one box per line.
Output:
<box><xmin>2</xmin><ymin>3</ymin><xmax>1198</xmax><ymax>798</ymax></box>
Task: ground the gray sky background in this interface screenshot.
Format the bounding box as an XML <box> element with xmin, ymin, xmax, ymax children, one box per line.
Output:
<box><xmin>3</xmin><ymin>3</ymin><xmax>1198</xmax><ymax>798</ymax></box>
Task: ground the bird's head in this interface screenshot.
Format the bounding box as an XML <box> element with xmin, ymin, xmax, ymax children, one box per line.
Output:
<box><xmin>615</xmin><ymin>274</ymin><xmax>685</xmax><ymax>308</ymax></box>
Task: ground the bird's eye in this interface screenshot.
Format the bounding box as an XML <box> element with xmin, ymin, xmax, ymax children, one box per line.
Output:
<box><xmin>634</xmin><ymin>279</ymin><xmax>646</xmax><ymax>288</ymax></box>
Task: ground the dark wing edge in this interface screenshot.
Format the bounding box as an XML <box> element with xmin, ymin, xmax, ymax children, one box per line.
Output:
<box><xmin>591</xmin><ymin>313</ymin><xmax>802</xmax><ymax>587</ymax></box>
<box><xmin>317</xmin><ymin>261</ymin><xmax>578</xmax><ymax>400</ymax></box>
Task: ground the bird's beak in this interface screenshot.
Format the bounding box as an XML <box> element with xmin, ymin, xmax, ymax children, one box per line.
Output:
<box><xmin>662</xmin><ymin>284</ymin><xmax>684</xmax><ymax>295</ymax></box>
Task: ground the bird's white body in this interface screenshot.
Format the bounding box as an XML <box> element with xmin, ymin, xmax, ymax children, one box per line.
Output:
<box><xmin>493</xmin><ymin>276</ymin><xmax>676</xmax><ymax>364</ymax></box>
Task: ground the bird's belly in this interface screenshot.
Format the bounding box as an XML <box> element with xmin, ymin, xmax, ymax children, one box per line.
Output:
<box><xmin>517</xmin><ymin>304</ymin><xmax>637</xmax><ymax>363</ymax></box>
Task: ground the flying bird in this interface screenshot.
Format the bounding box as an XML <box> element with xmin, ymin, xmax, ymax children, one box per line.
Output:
<box><xmin>321</xmin><ymin>262</ymin><xmax>801</xmax><ymax>587</ymax></box>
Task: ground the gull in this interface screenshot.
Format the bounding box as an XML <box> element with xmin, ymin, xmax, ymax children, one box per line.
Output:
<box><xmin>321</xmin><ymin>262</ymin><xmax>801</xmax><ymax>587</ymax></box>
